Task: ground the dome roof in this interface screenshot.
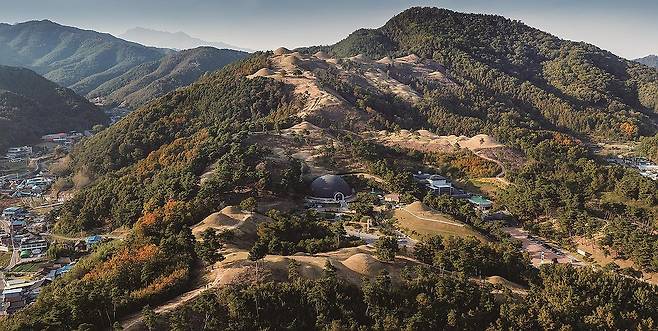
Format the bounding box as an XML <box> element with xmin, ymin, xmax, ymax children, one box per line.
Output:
<box><xmin>310</xmin><ymin>175</ymin><xmax>352</xmax><ymax>199</ymax></box>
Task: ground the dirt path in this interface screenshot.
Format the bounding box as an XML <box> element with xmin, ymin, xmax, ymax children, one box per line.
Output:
<box><xmin>43</xmin><ymin>233</ymin><xmax>126</xmax><ymax>242</ymax></box>
<box><xmin>121</xmin><ymin>266</ymin><xmax>227</xmax><ymax>330</ymax></box>
<box><xmin>475</xmin><ymin>151</ymin><xmax>511</xmax><ymax>186</ymax></box>
<box><xmin>399</xmin><ymin>207</ymin><xmax>465</xmax><ymax>227</ymax></box>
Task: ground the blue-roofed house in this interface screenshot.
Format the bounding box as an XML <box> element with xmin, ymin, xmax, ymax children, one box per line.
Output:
<box><xmin>85</xmin><ymin>235</ymin><xmax>102</xmax><ymax>249</ymax></box>
<box><xmin>2</xmin><ymin>207</ymin><xmax>27</xmax><ymax>219</ymax></box>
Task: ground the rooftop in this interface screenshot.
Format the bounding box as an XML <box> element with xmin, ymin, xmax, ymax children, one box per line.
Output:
<box><xmin>309</xmin><ymin>175</ymin><xmax>353</xmax><ymax>200</ymax></box>
<box><xmin>468</xmin><ymin>195</ymin><xmax>493</xmax><ymax>206</ymax></box>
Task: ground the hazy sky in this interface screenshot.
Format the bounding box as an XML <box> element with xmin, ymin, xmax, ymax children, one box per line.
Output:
<box><xmin>2</xmin><ymin>0</ymin><xmax>657</xmax><ymax>59</ymax></box>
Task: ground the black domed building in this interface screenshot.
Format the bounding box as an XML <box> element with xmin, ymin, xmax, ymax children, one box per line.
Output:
<box><xmin>308</xmin><ymin>175</ymin><xmax>354</xmax><ymax>202</ymax></box>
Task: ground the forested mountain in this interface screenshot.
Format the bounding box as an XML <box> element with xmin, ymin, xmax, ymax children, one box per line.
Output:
<box><xmin>305</xmin><ymin>7</ymin><xmax>658</xmax><ymax>141</ymax></box>
<box><xmin>0</xmin><ymin>65</ymin><xmax>107</xmax><ymax>151</ymax></box>
<box><xmin>88</xmin><ymin>47</ymin><xmax>248</xmax><ymax>108</ymax></box>
<box><xmin>636</xmin><ymin>55</ymin><xmax>658</xmax><ymax>68</ymax></box>
<box><xmin>120</xmin><ymin>27</ymin><xmax>253</xmax><ymax>52</ymax></box>
<box><xmin>4</xmin><ymin>7</ymin><xmax>658</xmax><ymax>331</ymax></box>
<box><xmin>0</xmin><ymin>20</ymin><xmax>169</xmax><ymax>95</ymax></box>
<box><xmin>0</xmin><ymin>20</ymin><xmax>249</xmax><ymax>107</ymax></box>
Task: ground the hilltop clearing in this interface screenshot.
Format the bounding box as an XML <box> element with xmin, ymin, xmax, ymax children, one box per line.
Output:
<box><xmin>369</xmin><ymin>129</ymin><xmax>502</xmax><ymax>153</ymax></box>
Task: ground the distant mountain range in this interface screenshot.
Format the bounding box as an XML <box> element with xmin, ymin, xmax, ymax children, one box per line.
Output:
<box><xmin>0</xmin><ymin>20</ymin><xmax>169</xmax><ymax>96</ymax></box>
<box><xmin>635</xmin><ymin>55</ymin><xmax>658</xmax><ymax>68</ymax></box>
<box><xmin>120</xmin><ymin>27</ymin><xmax>253</xmax><ymax>52</ymax></box>
<box><xmin>0</xmin><ymin>65</ymin><xmax>107</xmax><ymax>151</ymax></box>
<box><xmin>89</xmin><ymin>47</ymin><xmax>248</xmax><ymax>108</ymax></box>
<box><xmin>0</xmin><ymin>20</ymin><xmax>248</xmax><ymax>108</ymax></box>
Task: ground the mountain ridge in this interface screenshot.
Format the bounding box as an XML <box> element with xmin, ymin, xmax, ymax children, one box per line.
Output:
<box><xmin>0</xmin><ymin>19</ymin><xmax>170</xmax><ymax>95</ymax></box>
<box><xmin>300</xmin><ymin>7</ymin><xmax>658</xmax><ymax>140</ymax></box>
<box><xmin>88</xmin><ymin>46</ymin><xmax>248</xmax><ymax>108</ymax></box>
<box><xmin>0</xmin><ymin>20</ymin><xmax>249</xmax><ymax>107</ymax></box>
<box><xmin>635</xmin><ymin>54</ymin><xmax>658</xmax><ymax>68</ymax></box>
<box><xmin>0</xmin><ymin>65</ymin><xmax>107</xmax><ymax>150</ymax></box>
<box><xmin>120</xmin><ymin>27</ymin><xmax>254</xmax><ymax>52</ymax></box>
<box><xmin>4</xmin><ymin>7</ymin><xmax>658</xmax><ymax>331</ymax></box>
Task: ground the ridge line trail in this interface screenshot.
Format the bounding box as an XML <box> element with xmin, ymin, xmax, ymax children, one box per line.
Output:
<box><xmin>121</xmin><ymin>266</ymin><xmax>228</xmax><ymax>330</ymax></box>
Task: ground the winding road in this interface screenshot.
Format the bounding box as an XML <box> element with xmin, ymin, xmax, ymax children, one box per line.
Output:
<box><xmin>475</xmin><ymin>151</ymin><xmax>511</xmax><ymax>185</ymax></box>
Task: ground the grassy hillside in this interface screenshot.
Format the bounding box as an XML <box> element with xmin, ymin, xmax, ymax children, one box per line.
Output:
<box><xmin>0</xmin><ymin>65</ymin><xmax>107</xmax><ymax>150</ymax></box>
<box><xmin>305</xmin><ymin>7</ymin><xmax>658</xmax><ymax>141</ymax></box>
<box><xmin>89</xmin><ymin>47</ymin><xmax>248</xmax><ymax>108</ymax></box>
<box><xmin>0</xmin><ymin>20</ymin><xmax>169</xmax><ymax>95</ymax></box>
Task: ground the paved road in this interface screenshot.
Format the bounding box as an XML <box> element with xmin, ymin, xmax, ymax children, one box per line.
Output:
<box><xmin>475</xmin><ymin>151</ymin><xmax>511</xmax><ymax>186</ymax></box>
<box><xmin>346</xmin><ymin>229</ymin><xmax>379</xmax><ymax>244</ymax></box>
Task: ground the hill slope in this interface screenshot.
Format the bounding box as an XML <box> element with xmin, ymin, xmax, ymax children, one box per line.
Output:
<box><xmin>635</xmin><ymin>55</ymin><xmax>658</xmax><ymax>68</ymax></box>
<box><xmin>89</xmin><ymin>47</ymin><xmax>248</xmax><ymax>108</ymax></box>
<box><xmin>0</xmin><ymin>65</ymin><xmax>107</xmax><ymax>150</ymax></box>
<box><xmin>5</xmin><ymin>8</ymin><xmax>658</xmax><ymax>331</ymax></box>
<box><xmin>305</xmin><ymin>7</ymin><xmax>658</xmax><ymax>141</ymax></box>
<box><xmin>0</xmin><ymin>20</ymin><xmax>169</xmax><ymax>95</ymax></box>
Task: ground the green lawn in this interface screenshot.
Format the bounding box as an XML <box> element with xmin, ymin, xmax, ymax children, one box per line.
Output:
<box><xmin>394</xmin><ymin>208</ymin><xmax>488</xmax><ymax>242</ymax></box>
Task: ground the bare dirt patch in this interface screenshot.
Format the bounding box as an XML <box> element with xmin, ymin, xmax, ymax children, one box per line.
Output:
<box><xmin>370</xmin><ymin>130</ymin><xmax>503</xmax><ymax>154</ymax></box>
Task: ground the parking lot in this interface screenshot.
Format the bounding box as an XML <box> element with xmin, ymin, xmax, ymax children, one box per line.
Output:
<box><xmin>503</xmin><ymin>227</ymin><xmax>585</xmax><ymax>267</ymax></box>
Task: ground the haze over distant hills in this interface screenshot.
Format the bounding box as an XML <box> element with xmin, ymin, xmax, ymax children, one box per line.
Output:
<box><xmin>0</xmin><ymin>20</ymin><xmax>168</xmax><ymax>95</ymax></box>
<box><xmin>120</xmin><ymin>27</ymin><xmax>253</xmax><ymax>52</ymax></box>
<box><xmin>0</xmin><ymin>65</ymin><xmax>107</xmax><ymax>151</ymax></box>
<box><xmin>635</xmin><ymin>55</ymin><xmax>658</xmax><ymax>68</ymax></box>
<box><xmin>0</xmin><ymin>20</ymin><xmax>249</xmax><ymax>108</ymax></box>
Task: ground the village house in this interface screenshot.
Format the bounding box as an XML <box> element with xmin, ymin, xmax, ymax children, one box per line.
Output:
<box><xmin>2</xmin><ymin>207</ymin><xmax>28</xmax><ymax>219</ymax></box>
<box><xmin>10</xmin><ymin>219</ymin><xmax>26</xmax><ymax>233</ymax></box>
<box><xmin>85</xmin><ymin>235</ymin><xmax>103</xmax><ymax>249</ymax></box>
<box><xmin>0</xmin><ymin>231</ymin><xmax>11</xmax><ymax>252</ymax></box>
<box><xmin>20</xmin><ymin>236</ymin><xmax>49</xmax><ymax>256</ymax></box>
<box><xmin>5</xmin><ymin>146</ymin><xmax>32</xmax><ymax>160</ymax></box>
<box><xmin>468</xmin><ymin>195</ymin><xmax>493</xmax><ymax>212</ymax></box>
<box><xmin>1</xmin><ymin>278</ymin><xmax>50</xmax><ymax>315</ymax></box>
<box><xmin>1</xmin><ymin>288</ymin><xmax>26</xmax><ymax>315</ymax></box>
<box><xmin>383</xmin><ymin>193</ymin><xmax>401</xmax><ymax>203</ymax></box>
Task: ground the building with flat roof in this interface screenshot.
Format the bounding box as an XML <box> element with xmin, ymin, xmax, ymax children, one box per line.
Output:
<box><xmin>2</xmin><ymin>207</ymin><xmax>27</xmax><ymax>219</ymax></box>
<box><xmin>413</xmin><ymin>172</ymin><xmax>457</xmax><ymax>195</ymax></box>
